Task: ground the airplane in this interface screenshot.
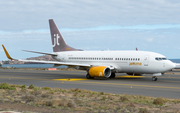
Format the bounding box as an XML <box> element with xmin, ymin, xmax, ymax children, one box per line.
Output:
<box><xmin>2</xmin><ymin>19</ymin><xmax>176</xmax><ymax>81</ymax></box>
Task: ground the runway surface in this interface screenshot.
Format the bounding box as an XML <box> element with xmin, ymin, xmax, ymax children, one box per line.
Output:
<box><xmin>0</xmin><ymin>69</ymin><xmax>180</xmax><ymax>99</ymax></box>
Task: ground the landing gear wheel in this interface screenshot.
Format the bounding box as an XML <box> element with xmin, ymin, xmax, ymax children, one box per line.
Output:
<box><xmin>109</xmin><ymin>73</ymin><xmax>116</xmax><ymax>78</ymax></box>
<box><xmin>86</xmin><ymin>74</ymin><xmax>94</xmax><ymax>79</ymax></box>
<box><xmin>152</xmin><ymin>76</ymin><xmax>157</xmax><ymax>81</ymax></box>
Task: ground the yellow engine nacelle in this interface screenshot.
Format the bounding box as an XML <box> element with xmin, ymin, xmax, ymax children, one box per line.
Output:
<box><xmin>89</xmin><ymin>66</ymin><xmax>111</xmax><ymax>78</ymax></box>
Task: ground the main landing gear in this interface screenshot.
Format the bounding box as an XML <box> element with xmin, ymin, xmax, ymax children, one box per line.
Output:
<box><xmin>109</xmin><ymin>73</ymin><xmax>116</xmax><ymax>78</ymax></box>
<box><xmin>86</xmin><ymin>74</ymin><xmax>94</xmax><ymax>79</ymax></box>
<box><xmin>152</xmin><ymin>76</ymin><xmax>157</xmax><ymax>81</ymax></box>
<box><xmin>86</xmin><ymin>73</ymin><xmax>116</xmax><ymax>79</ymax></box>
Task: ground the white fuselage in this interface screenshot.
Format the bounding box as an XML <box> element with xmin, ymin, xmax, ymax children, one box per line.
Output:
<box><xmin>52</xmin><ymin>50</ymin><xmax>175</xmax><ymax>74</ymax></box>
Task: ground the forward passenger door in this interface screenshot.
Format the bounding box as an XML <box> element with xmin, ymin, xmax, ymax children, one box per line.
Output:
<box><xmin>144</xmin><ymin>55</ymin><xmax>149</xmax><ymax>66</ymax></box>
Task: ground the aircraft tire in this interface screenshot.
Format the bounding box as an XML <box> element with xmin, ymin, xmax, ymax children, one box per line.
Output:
<box><xmin>152</xmin><ymin>76</ymin><xmax>157</xmax><ymax>81</ymax></box>
<box><xmin>86</xmin><ymin>74</ymin><xmax>94</xmax><ymax>79</ymax></box>
<box><xmin>109</xmin><ymin>73</ymin><xmax>116</xmax><ymax>78</ymax></box>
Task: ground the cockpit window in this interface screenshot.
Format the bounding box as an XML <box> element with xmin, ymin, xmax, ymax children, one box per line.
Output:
<box><xmin>155</xmin><ymin>57</ymin><xmax>167</xmax><ymax>61</ymax></box>
<box><xmin>162</xmin><ymin>58</ymin><xmax>167</xmax><ymax>60</ymax></box>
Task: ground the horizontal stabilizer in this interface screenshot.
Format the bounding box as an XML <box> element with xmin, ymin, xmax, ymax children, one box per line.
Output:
<box><xmin>22</xmin><ymin>50</ymin><xmax>57</xmax><ymax>56</ymax></box>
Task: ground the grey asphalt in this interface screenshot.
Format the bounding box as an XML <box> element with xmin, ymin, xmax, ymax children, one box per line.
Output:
<box><xmin>0</xmin><ymin>69</ymin><xmax>180</xmax><ymax>99</ymax></box>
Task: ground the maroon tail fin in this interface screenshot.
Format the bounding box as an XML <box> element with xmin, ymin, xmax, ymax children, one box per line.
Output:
<box><xmin>49</xmin><ymin>19</ymin><xmax>79</xmax><ymax>52</ymax></box>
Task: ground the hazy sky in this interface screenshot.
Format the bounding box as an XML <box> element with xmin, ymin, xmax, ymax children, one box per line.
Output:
<box><xmin>1</xmin><ymin>0</ymin><xmax>180</xmax><ymax>60</ymax></box>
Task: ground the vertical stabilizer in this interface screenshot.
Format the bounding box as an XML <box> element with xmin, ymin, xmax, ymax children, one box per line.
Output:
<box><xmin>49</xmin><ymin>19</ymin><xmax>79</xmax><ymax>52</ymax></box>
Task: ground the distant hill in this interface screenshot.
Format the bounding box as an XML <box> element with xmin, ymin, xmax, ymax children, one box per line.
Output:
<box><xmin>2</xmin><ymin>55</ymin><xmax>56</xmax><ymax>64</ymax></box>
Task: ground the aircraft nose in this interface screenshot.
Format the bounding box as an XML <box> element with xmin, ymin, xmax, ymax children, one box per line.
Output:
<box><xmin>168</xmin><ymin>61</ymin><xmax>176</xmax><ymax>69</ymax></box>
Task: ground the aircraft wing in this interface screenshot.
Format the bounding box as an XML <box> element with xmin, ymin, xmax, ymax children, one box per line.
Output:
<box><xmin>2</xmin><ymin>45</ymin><xmax>90</xmax><ymax>67</ymax></box>
<box><xmin>18</xmin><ymin>59</ymin><xmax>90</xmax><ymax>67</ymax></box>
<box><xmin>2</xmin><ymin>45</ymin><xmax>116</xmax><ymax>69</ymax></box>
<box><xmin>19</xmin><ymin>59</ymin><xmax>116</xmax><ymax>70</ymax></box>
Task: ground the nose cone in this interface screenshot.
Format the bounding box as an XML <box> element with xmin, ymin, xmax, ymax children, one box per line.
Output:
<box><xmin>167</xmin><ymin>60</ymin><xmax>176</xmax><ymax>70</ymax></box>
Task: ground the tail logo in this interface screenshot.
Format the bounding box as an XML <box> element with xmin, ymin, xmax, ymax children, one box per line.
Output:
<box><xmin>52</xmin><ymin>34</ymin><xmax>60</xmax><ymax>47</ymax></box>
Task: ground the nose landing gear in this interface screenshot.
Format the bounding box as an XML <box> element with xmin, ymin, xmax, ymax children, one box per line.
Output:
<box><xmin>152</xmin><ymin>76</ymin><xmax>157</xmax><ymax>81</ymax></box>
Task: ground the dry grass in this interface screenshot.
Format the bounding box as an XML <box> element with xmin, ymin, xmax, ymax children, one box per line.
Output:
<box><xmin>0</xmin><ymin>83</ymin><xmax>180</xmax><ymax>113</ymax></box>
<box><xmin>153</xmin><ymin>97</ymin><xmax>164</xmax><ymax>105</ymax></box>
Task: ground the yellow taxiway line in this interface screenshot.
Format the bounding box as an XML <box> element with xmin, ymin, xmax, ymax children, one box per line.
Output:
<box><xmin>53</xmin><ymin>75</ymin><xmax>145</xmax><ymax>81</ymax></box>
<box><xmin>53</xmin><ymin>78</ymin><xmax>88</xmax><ymax>81</ymax></box>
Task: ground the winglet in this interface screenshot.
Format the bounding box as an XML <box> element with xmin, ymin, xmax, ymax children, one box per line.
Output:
<box><xmin>2</xmin><ymin>45</ymin><xmax>14</xmax><ymax>60</ymax></box>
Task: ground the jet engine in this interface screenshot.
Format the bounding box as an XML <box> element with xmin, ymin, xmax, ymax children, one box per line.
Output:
<box><xmin>89</xmin><ymin>66</ymin><xmax>111</xmax><ymax>78</ymax></box>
